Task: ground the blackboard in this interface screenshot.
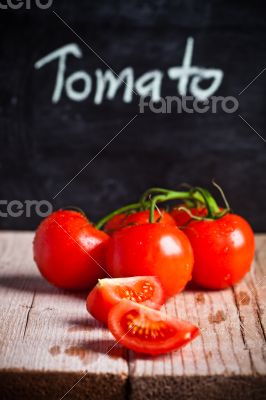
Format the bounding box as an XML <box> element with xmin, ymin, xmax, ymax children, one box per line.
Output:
<box><xmin>0</xmin><ymin>0</ymin><xmax>265</xmax><ymax>231</ymax></box>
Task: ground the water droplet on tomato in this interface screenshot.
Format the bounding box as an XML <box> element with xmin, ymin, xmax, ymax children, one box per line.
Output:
<box><xmin>224</xmin><ymin>273</ymin><xmax>231</xmax><ymax>282</ymax></box>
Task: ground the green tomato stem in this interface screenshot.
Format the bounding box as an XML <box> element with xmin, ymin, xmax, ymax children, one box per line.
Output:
<box><xmin>95</xmin><ymin>186</ymin><xmax>223</xmax><ymax>230</ymax></box>
<box><xmin>149</xmin><ymin>192</ymin><xmax>190</xmax><ymax>223</ymax></box>
<box><xmin>94</xmin><ymin>202</ymin><xmax>145</xmax><ymax>230</ymax></box>
<box><xmin>140</xmin><ymin>187</ymin><xmax>174</xmax><ymax>206</ymax></box>
<box><xmin>192</xmin><ymin>187</ymin><xmax>220</xmax><ymax>218</ymax></box>
<box><xmin>148</xmin><ymin>189</ymin><xmax>211</xmax><ymax>223</ymax></box>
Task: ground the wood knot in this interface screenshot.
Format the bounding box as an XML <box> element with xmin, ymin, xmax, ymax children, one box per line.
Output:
<box><xmin>195</xmin><ymin>293</ymin><xmax>205</xmax><ymax>304</ymax></box>
<box><xmin>208</xmin><ymin>310</ymin><xmax>226</xmax><ymax>324</ymax></box>
<box><xmin>64</xmin><ymin>345</ymin><xmax>95</xmax><ymax>365</ymax></box>
<box><xmin>49</xmin><ymin>345</ymin><xmax>61</xmax><ymax>356</ymax></box>
<box><xmin>236</xmin><ymin>291</ymin><xmax>251</xmax><ymax>306</ymax></box>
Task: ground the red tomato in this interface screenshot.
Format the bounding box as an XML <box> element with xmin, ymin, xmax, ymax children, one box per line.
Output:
<box><xmin>104</xmin><ymin>213</ymin><xmax>128</xmax><ymax>234</ymax></box>
<box><xmin>106</xmin><ymin>223</ymin><xmax>194</xmax><ymax>298</ymax></box>
<box><xmin>171</xmin><ymin>206</ymin><xmax>207</xmax><ymax>227</ymax></box>
<box><xmin>87</xmin><ymin>276</ymin><xmax>165</xmax><ymax>325</ymax></box>
<box><xmin>108</xmin><ymin>299</ymin><xmax>199</xmax><ymax>355</ymax></box>
<box><xmin>33</xmin><ymin>210</ymin><xmax>109</xmax><ymax>290</ymax></box>
<box><xmin>183</xmin><ymin>214</ymin><xmax>255</xmax><ymax>289</ymax></box>
<box><xmin>104</xmin><ymin>209</ymin><xmax>176</xmax><ymax>234</ymax></box>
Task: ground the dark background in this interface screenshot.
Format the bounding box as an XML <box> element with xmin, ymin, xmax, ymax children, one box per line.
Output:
<box><xmin>0</xmin><ymin>0</ymin><xmax>265</xmax><ymax>231</ymax></box>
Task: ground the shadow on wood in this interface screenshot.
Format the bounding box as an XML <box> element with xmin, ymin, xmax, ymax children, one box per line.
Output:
<box><xmin>0</xmin><ymin>274</ymin><xmax>87</xmax><ymax>300</ymax></box>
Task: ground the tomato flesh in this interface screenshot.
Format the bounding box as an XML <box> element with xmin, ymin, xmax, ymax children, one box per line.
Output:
<box><xmin>106</xmin><ymin>223</ymin><xmax>194</xmax><ymax>298</ymax></box>
<box><xmin>104</xmin><ymin>209</ymin><xmax>176</xmax><ymax>234</ymax></box>
<box><xmin>108</xmin><ymin>300</ymin><xmax>199</xmax><ymax>355</ymax></box>
<box><xmin>33</xmin><ymin>210</ymin><xmax>109</xmax><ymax>290</ymax></box>
<box><xmin>87</xmin><ymin>276</ymin><xmax>165</xmax><ymax>325</ymax></box>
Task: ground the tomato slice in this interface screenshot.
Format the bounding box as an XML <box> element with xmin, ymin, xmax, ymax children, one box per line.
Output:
<box><xmin>86</xmin><ymin>276</ymin><xmax>165</xmax><ymax>325</ymax></box>
<box><xmin>108</xmin><ymin>299</ymin><xmax>199</xmax><ymax>355</ymax></box>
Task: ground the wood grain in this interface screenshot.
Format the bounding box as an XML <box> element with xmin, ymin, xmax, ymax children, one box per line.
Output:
<box><xmin>0</xmin><ymin>232</ymin><xmax>128</xmax><ymax>400</ymax></box>
<box><xmin>129</xmin><ymin>235</ymin><xmax>266</xmax><ymax>399</ymax></box>
<box><xmin>0</xmin><ymin>232</ymin><xmax>265</xmax><ymax>400</ymax></box>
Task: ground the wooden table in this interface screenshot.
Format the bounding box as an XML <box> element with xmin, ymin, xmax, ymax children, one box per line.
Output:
<box><xmin>0</xmin><ymin>232</ymin><xmax>265</xmax><ymax>400</ymax></box>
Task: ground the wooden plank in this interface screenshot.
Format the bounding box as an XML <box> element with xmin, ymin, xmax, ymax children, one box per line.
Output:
<box><xmin>129</xmin><ymin>235</ymin><xmax>266</xmax><ymax>400</ymax></box>
<box><xmin>0</xmin><ymin>232</ymin><xmax>266</xmax><ymax>400</ymax></box>
<box><xmin>232</xmin><ymin>234</ymin><xmax>266</xmax><ymax>374</ymax></box>
<box><xmin>0</xmin><ymin>232</ymin><xmax>128</xmax><ymax>400</ymax></box>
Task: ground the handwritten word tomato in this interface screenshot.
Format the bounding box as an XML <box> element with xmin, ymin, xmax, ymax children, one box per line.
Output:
<box><xmin>108</xmin><ymin>300</ymin><xmax>199</xmax><ymax>355</ymax></box>
<box><xmin>106</xmin><ymin>223</ymin><xmax>194</xmax><ymax>297</ymax></box>
<box><xmin>33</xmin><ymin>210</ymin><xmax>109</xmax><ymax>290</ymax></box>
<box><xmin>104</xmin><ymin>209</ymin><xmax>176</xmax><ymax>234</ymax></box>
<box><xmin>183</xmin><ymin>214</ymin><xmax>255</xmax><ymax>289</ymax></box>
<box><xmin>87</xmin><ymin>276</ymin><xmax>165</xmax><ymax>325</ymax></box>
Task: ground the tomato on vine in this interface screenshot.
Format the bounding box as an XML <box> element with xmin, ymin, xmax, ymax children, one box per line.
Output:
<box><xmin>171</xmin><ymin>206</ymin><xmax>207</xmax><ymax>227</ymax></box>
<box><xmin>33</xmin><ymin>210</ymin><xmax>109</xmax><ymax>290</ymax></box>
<box><xmin>183</xmin><ymin>213</ymin><xmax>255</xmax><ymax>289</ymax></box>
<box><xmin>106</xmin><ymin>223</ymin><xmax>194</xmax><ymax>298</ymax></box>
<box><xmin>104</xmin><ymin>209</ymin><xmax>176</xmax><ymax>234</ymax></box>
<box><xmin>170</xmin><ymin>186</ymin><xmax>255</xmax><ymax>289</ymax></box>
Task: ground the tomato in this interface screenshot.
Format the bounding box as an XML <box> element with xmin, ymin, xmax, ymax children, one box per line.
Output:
<box><xmin>33</xmin><ymin>210</ymin><xmax>109</xmax><ymax>290</ymax></box>
<box><xmin>104</xmin><ymin>209</ymin><xmax>176</xmax><ymax>234</ymax></box>
<box><xmin>106</xmin><ymin>223</ymin><xmax>194</xmax><ymax>298</ymax></box>
<box><xmin>104</xmin><ymin>213</ymin><xmax>128</xmax><ymax>234</ymax></box>
<box><xmin>87</xmin><ymin>276</ymin><xmax>165</xmax><ymax>325</ymax></box>
<box><xmin>108</xmin><ymin>299</ymin><xmax>199</xmax><ymax>355</ymax></box>
<box><xmin>171</xmin><ymin>206</ymin><xmax>207</xmax><ymax>227</ymax></box>
<box><xmin>183</xmin><ymin>213</ymin><xmax>255</xmax><ymax>289</ymax></box>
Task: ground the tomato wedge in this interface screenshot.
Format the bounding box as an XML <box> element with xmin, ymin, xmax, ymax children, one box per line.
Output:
<box><xmin>87</xmin><ymin>276</ymin><xmax>165</xmax><ymax>325</ymax></box>
<box><xmin>108</xmin><ymin>299</ymin><xmax>199</xmax><ymax>355</ymax></box>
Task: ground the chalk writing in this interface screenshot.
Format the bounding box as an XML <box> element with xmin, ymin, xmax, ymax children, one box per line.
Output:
<box><xmin>35</xmin><ymin>37</ymin><xmax>224</xmax><ymax>104</ymax></box>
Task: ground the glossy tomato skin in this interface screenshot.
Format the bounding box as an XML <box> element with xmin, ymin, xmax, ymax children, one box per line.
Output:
<box><xmin>33</xmin><ymin>210</ymin><xmax>109</xmax><ymax>290</ymax></box>
<box><xmin>108</xmin><ymin>299</ymin><xmax>199</xmax><ymax>355</ymax></box>
<box><xmin>87</xmin><ymin>276</ymin><xmax>165</xmax><ymax>325</ymax></box>
<box><xmin>104</xmin><ymin>210</ymin><xmax>176</xmax><ymax>234</ymax></box>
<box><xmin>183</xmin><ymin>214</ymin><xmax>255</xmax><ymax>289</ymax></box>
<box><xmin>171</xmin><ymin>206</ymin><xmax>207</xmax><ymax>227</ymax></box>
<box><xmin>106</xmin><ymin>223</ymin><xmax>194</xmax><ymax>298</ymax></box>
